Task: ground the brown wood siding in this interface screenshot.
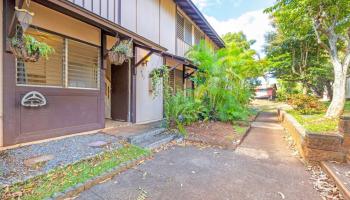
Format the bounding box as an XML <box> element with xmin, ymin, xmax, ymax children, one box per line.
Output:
<box><xmin>2</xmin><ymin>0</ymin><xmax>106</xmax><ymax>146</ymax></box>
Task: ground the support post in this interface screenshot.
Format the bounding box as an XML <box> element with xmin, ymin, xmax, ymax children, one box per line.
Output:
<box><xmin>130</xmin><ymin>44</ymin><xmax>137</xmax><ymax>123</ymax></box>
<box><xmin>99</xmin><ymin>30</ymin><xmax>107</xmax><ymax>127</ymax></box>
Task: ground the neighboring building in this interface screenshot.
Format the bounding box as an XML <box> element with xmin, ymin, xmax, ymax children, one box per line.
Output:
<box><xmin>255</xmin><ymin>84</ymin><xmax>277</xmax><ymax>100</ymax></box>
<box><xmin>0</xmin><ymin>0</ymin><xmax>224</xmax><ymax>147</ymax></box>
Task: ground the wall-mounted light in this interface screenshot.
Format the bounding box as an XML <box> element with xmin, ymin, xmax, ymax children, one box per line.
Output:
<box><xmin>141</xmin><ymin>55</ymin><xmax>151</xmax><ymax>66</ymax></box>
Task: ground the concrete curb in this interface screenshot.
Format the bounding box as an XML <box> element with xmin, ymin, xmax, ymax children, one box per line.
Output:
<box><xmin>46</xmin><ymin>154</ymin><xmax>152</xmax><ymax>200</ymax></box>
<box><xmin>320</xmin><ymin>161</ymin><xmax>350</xmax><ymax>200</ymax></box>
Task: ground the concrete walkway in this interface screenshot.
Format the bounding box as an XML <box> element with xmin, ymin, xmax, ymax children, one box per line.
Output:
<box><xmin>77</xmin><ymin>112</ymin><xmax>321</xmax><ymax>200</ymax></box>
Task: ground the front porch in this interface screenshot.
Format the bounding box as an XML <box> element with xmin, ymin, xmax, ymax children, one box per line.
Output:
<box><xmin>0</xmin><ymin>119</ymin><xmax>174</xmax><ymax>190</ymax></box>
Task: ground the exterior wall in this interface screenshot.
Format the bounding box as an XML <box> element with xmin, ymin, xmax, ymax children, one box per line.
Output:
<box><xmin>0</xmin><ymin>0</ymin><xmax>3</xmax><ymax>146</ymax></box>
<box><xmin>121</xmin><ymin>0</ymin><xmax>136</xmax><ymax>32</ymax></box>
<box><xmin>69</xmin><ymin>0</ymin><xmax>219</xmax><ymax>54</ymax></box>
<box><xmin>2</xmin><ymin>2</ymin><xmax>104</xmax><ymax>146</ymax></box>
<box><xmin>160</xmin><ymin>0</ymin><xmax>176</xmax><ymax>54</ymax></box>
<box><xmin>135</xmin><ymin>48</ymin><xmax>163</xmax><ymax>123</ymax></box>
<box><xmin>137</xmin><ymin>0</ymin><xmax>160</xmax><ymax>43</ymax></box>
<box><xmin>26</xmin><ymin>3</ymin><xmax>100</xmax><ymax>46</ymax></box>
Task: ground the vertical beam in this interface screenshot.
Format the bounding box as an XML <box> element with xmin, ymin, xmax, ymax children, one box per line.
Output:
<box><xmin>0</xmin><ymin>0</ymin><xmax>3</xmax><ymax>146</ymax></box>
<box><xmin>3</xmin><ymin>0</ymin><xmax>17</xmax><ymax>146</ymax></box>
<box><xmin>182</xmin><ymin>65</ymin><xmax>185</xmax><ymax>85</ymax></box>
<box><xmin>130</xmin><ymin>44</ymin><xmax>137</xmax><ymax>123</ymax></box>
<box><xmin>99</xmin><ymin>30</ymin><xmax>107</xmax><ymax>127</ymax></box>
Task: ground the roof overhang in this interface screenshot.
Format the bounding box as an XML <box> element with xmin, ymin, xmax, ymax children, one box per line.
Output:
<box><xmin>175</xmin><ymin>0</ymin><xmax>225</xmax><ymax>48</ymax></box>
<box><xmin>33</xmin><ymin>0</ymin><xmax>167</xmax><ymax>52</ymax></box>
<box><xmin>162</xmin><ymin>52</ymin><xmax>197</xmax><ymax>69</ymax></box>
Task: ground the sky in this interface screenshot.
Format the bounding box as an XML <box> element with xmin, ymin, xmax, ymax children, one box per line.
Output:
<box><xmin>192</xmin><ymin>0</ymin><xmax>276</xmax><ymax>56</ymax></box>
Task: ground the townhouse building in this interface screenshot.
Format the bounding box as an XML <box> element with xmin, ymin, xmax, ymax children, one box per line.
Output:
<box><xmin>0</xmin><ymin>0</ymin><xmax>224</xmax><ymax>147</ymax></box>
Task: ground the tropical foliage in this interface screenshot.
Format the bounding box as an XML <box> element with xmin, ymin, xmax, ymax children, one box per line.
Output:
<box><xmin>265</xmin><ymin>0</ymin><xmax>350</xmax><ymax>118</ymax></box>
<box><xmin>187</xmin><ymin>33</ymin><xmax>264</xmax><ymax>122</ymax></box>
<box><xmin>151</xmin><ymin>32</ymin><xmax>263</xmax><ymax>134</ymax></box>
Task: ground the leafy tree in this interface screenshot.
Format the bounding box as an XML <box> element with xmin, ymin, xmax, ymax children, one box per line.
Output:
<box><xmin>264</xmin><ymin>30</ymin><xmax>333</xmax><ymax>97</ymax></box>
<box><xmin>266</xmin><ymin>0</ymin><xmax>350</xmax><ymax>118</ymax></box>
<box><xmin>186</xmin><ymin>33</ymin><xmax>264</xmax><ymax>121</ymax></box>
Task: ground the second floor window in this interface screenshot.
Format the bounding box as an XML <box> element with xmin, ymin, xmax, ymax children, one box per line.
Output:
<box><xmin>176</xmin><ymin>13</ymin><xmax>184</xmax><ymax>41</ymax></box>
<box><xmin>184</xmin><ymin>19</ymin><xmax>192</xmax><ymax>45</ymax></box>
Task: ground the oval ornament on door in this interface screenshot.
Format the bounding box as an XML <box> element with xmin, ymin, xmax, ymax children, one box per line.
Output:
<box><xmin>21</xmin><ymin>91</ymin><xmax>47</xmax><ymax>107</ymax></box>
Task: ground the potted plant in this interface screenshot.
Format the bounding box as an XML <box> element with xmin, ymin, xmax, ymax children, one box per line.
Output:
<box><xmin>10</xmin><ymin>28</ymin><xmax>54</xmax><ymax>62</ymax></box>
<box><xmin>108</xmin><ymin>38</ymin><xmax>133</xmax><ymax>65</ymax></box>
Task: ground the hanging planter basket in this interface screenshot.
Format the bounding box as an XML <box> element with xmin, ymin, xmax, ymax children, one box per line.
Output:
<box><xmin>11</xmin><ymin>43</ymin><xmax>40</xmax><ymax>62</ymax></box>
<box><xmin>10</xmin><ymin>27</ymin><xmax>40</xmax><ymax>62</ymax></box>
<box><xmin>10</xmin><ymin>25</ymin><xmax>54</xmax><ymax>62</ymax></box>
<box><xmin>108</xmin><ymin>51</ymin><xmax>127</xmax><ymax>65</ymax></box>
<box><xmin>108</xmin><ymin>38</ymin><xmax>133</xmax><ymax>65</ymax></box>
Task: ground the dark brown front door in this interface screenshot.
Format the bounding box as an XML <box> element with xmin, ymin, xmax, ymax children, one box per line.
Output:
<box><xmin>111</xmin><ymin>63</ymin><xmax>130</xmax><ymax>121</ymax></box>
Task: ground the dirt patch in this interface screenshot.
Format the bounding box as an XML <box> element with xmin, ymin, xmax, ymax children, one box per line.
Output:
<box><xmin>185</xmin><ymin>121</ymin><xmax>250</xmax><ymax>149</ymax></box>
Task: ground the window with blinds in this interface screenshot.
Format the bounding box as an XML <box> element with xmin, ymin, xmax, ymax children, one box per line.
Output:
<box><xmin>17</xmin><ymin>28</ymin><xmax>65</xmax><ymax>87</ymax></box>
<box><xmin>168</xmin><ymin>69</ymin><xmax>175</xmax><ymax>93</ymax></box>
<box><xmin>68</xmin><ymin>40</ymin><xmax>99</xmax><ymax>89</ymax></box>
<box><xmin>16</xmin><ymin>28</ymin><xmax>100</xmax><ymax>89</ymax></box>
<box><xmin>184</xmin><ymin>19</ymin><xmax>192</xmax><ymax>45</ymax></box>
<box><xmin>176</xmin><ymin>13</ymin><xmax>184</xmax><ymax>40</ymax></box>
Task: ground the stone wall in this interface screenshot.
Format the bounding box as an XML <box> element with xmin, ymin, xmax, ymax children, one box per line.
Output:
<box><xmin>278</xmin><ymin>110</ymin><xmax>346</xmax><ymax>162</ymax></box>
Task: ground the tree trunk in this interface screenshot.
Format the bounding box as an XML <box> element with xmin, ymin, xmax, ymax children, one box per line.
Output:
<box><xmin>325</xmin><ymin>62</ymin><xmax>347</xmax><ymax>118</ymax></box>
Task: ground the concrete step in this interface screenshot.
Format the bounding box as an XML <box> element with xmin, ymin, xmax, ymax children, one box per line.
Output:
<box><xmin>138</xmin><ymin>133</ymin><xmax>181</xmax><ymax>149</ymax></box>
<box><xmin>127</xmin><ymin>128</ymin><xmax>167</xmax><ymax>144</ymax></box>
<box><xmin>321</xmin><ymin>161</ymin><xmax>350</xmax><ymax>200</ymax></box>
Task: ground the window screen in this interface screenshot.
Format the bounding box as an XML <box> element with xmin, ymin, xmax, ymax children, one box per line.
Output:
<box><xmin>68</xmin><ymin>40</ymin><xmax>99</xmax><ymax>89</ymax></box>
<box><xmin>194</xmin><ymin>27</ymin><xmax>203</xmax><ymax>45</ymax></box>
<box><xmin>184</xmin><ymin>19</ymin><xmax>192</xmax><ymax>45</ymax></box>
<box><xmin>17</xmin><ymin>28</ymin><xmax>65</xmax><ymax>87</ymax></box>
<box><xmin>176</xmin><ymin>13</ymin><xmax>184</xmax><ymax>40</ymax></box>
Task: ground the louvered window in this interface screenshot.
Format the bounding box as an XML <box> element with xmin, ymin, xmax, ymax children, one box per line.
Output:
<box><xmin>176</xmin><ymin>13</ymin><xmax>184</xmax><ymax>40</ymax></box>
<box><xmin>175</xmin><ymin>69</ymin><xmax>184</xmax><ymax>92</ymax></box>
<box><xmin>16</xmin><ymin>27</ymin><xmax>100</xmax><ymax>89</ymax></box>
<box><xmin>184</xmin><ymin>19</ymin><xmax>192</xmax><ymax>45</ymax></box>
<box><xmin>17</xmin><ymin>28</ymin><xmax>64</xmax><ymax>87</ymax></box>
<box><xmin>68</xmin><ymin>40</ymin><xmax>99</xmax><ymax>89</ymax></box>
<box><xmin>194</xmin><ymin>28</ymin><xmax>203</xmax><ymax>45</ymax></box>
<box><xmin>169</xmin><ymin>69</ymin><xmax>175</xmax><ymax>93</ymax></box>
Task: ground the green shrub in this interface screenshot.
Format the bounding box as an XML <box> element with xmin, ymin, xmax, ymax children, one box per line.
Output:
<box><xmin>164</xmin><ymin>91</ymin><xmax>204</xmax><ymax>135</ymax></box>
<box><xmin>287</xmin><ymin>94</ymin><xmax>326</xmax><ymax>114</ymax></box>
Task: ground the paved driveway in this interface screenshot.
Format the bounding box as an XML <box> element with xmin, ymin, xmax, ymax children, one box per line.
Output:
<box><xmin>77</xmin><ymin>112</ymin><xmax>320</xmax><ymax>200</ymax></box>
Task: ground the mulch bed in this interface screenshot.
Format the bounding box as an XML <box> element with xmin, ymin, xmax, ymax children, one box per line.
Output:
<box><xmin>185</xmin><ymin>121</ymin><xmax>250</xmax><ymax>150</ymax></box>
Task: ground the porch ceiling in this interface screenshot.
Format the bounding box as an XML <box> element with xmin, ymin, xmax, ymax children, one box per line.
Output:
<box><xmin>33</xmin><ymin>0</ymin><xmax>167</xmax><ymax>52</ymax></box>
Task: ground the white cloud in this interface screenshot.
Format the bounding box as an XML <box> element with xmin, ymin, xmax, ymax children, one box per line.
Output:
<box><xmin>191</xmin><ymin>0</ymin><xmax>209</xmax><ymax>10</ymax></box>
<box><xmin>192</xmin><ymin>0</ymin><xmax>223</xmax><ymax>10</ymax></box>
<box><xmin>205</xmin><ymin>10</ymin><xmax>273</xmax><ymax>56</ymax></box>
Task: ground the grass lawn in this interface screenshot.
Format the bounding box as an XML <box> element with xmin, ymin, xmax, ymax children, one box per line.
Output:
<box><xmin>287</xmin><ymin>101</ymin><xmax>350</xmax><ymax>134</ymax></box>
<box><xmin>288</xmin><ymin>110</ymin><xmax>338</xmax><ymax>133</ymax></box>
<box><xmin>0</xmin><ymin>144</ymin><xmax>150</xmax><ymax>200</ymax></box>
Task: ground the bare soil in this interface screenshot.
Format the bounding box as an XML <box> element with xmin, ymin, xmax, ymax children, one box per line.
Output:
<box><xmin>185</xmin><ymin>121</ymin><xmax>250</xmax><ymax>149</ymax></box>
